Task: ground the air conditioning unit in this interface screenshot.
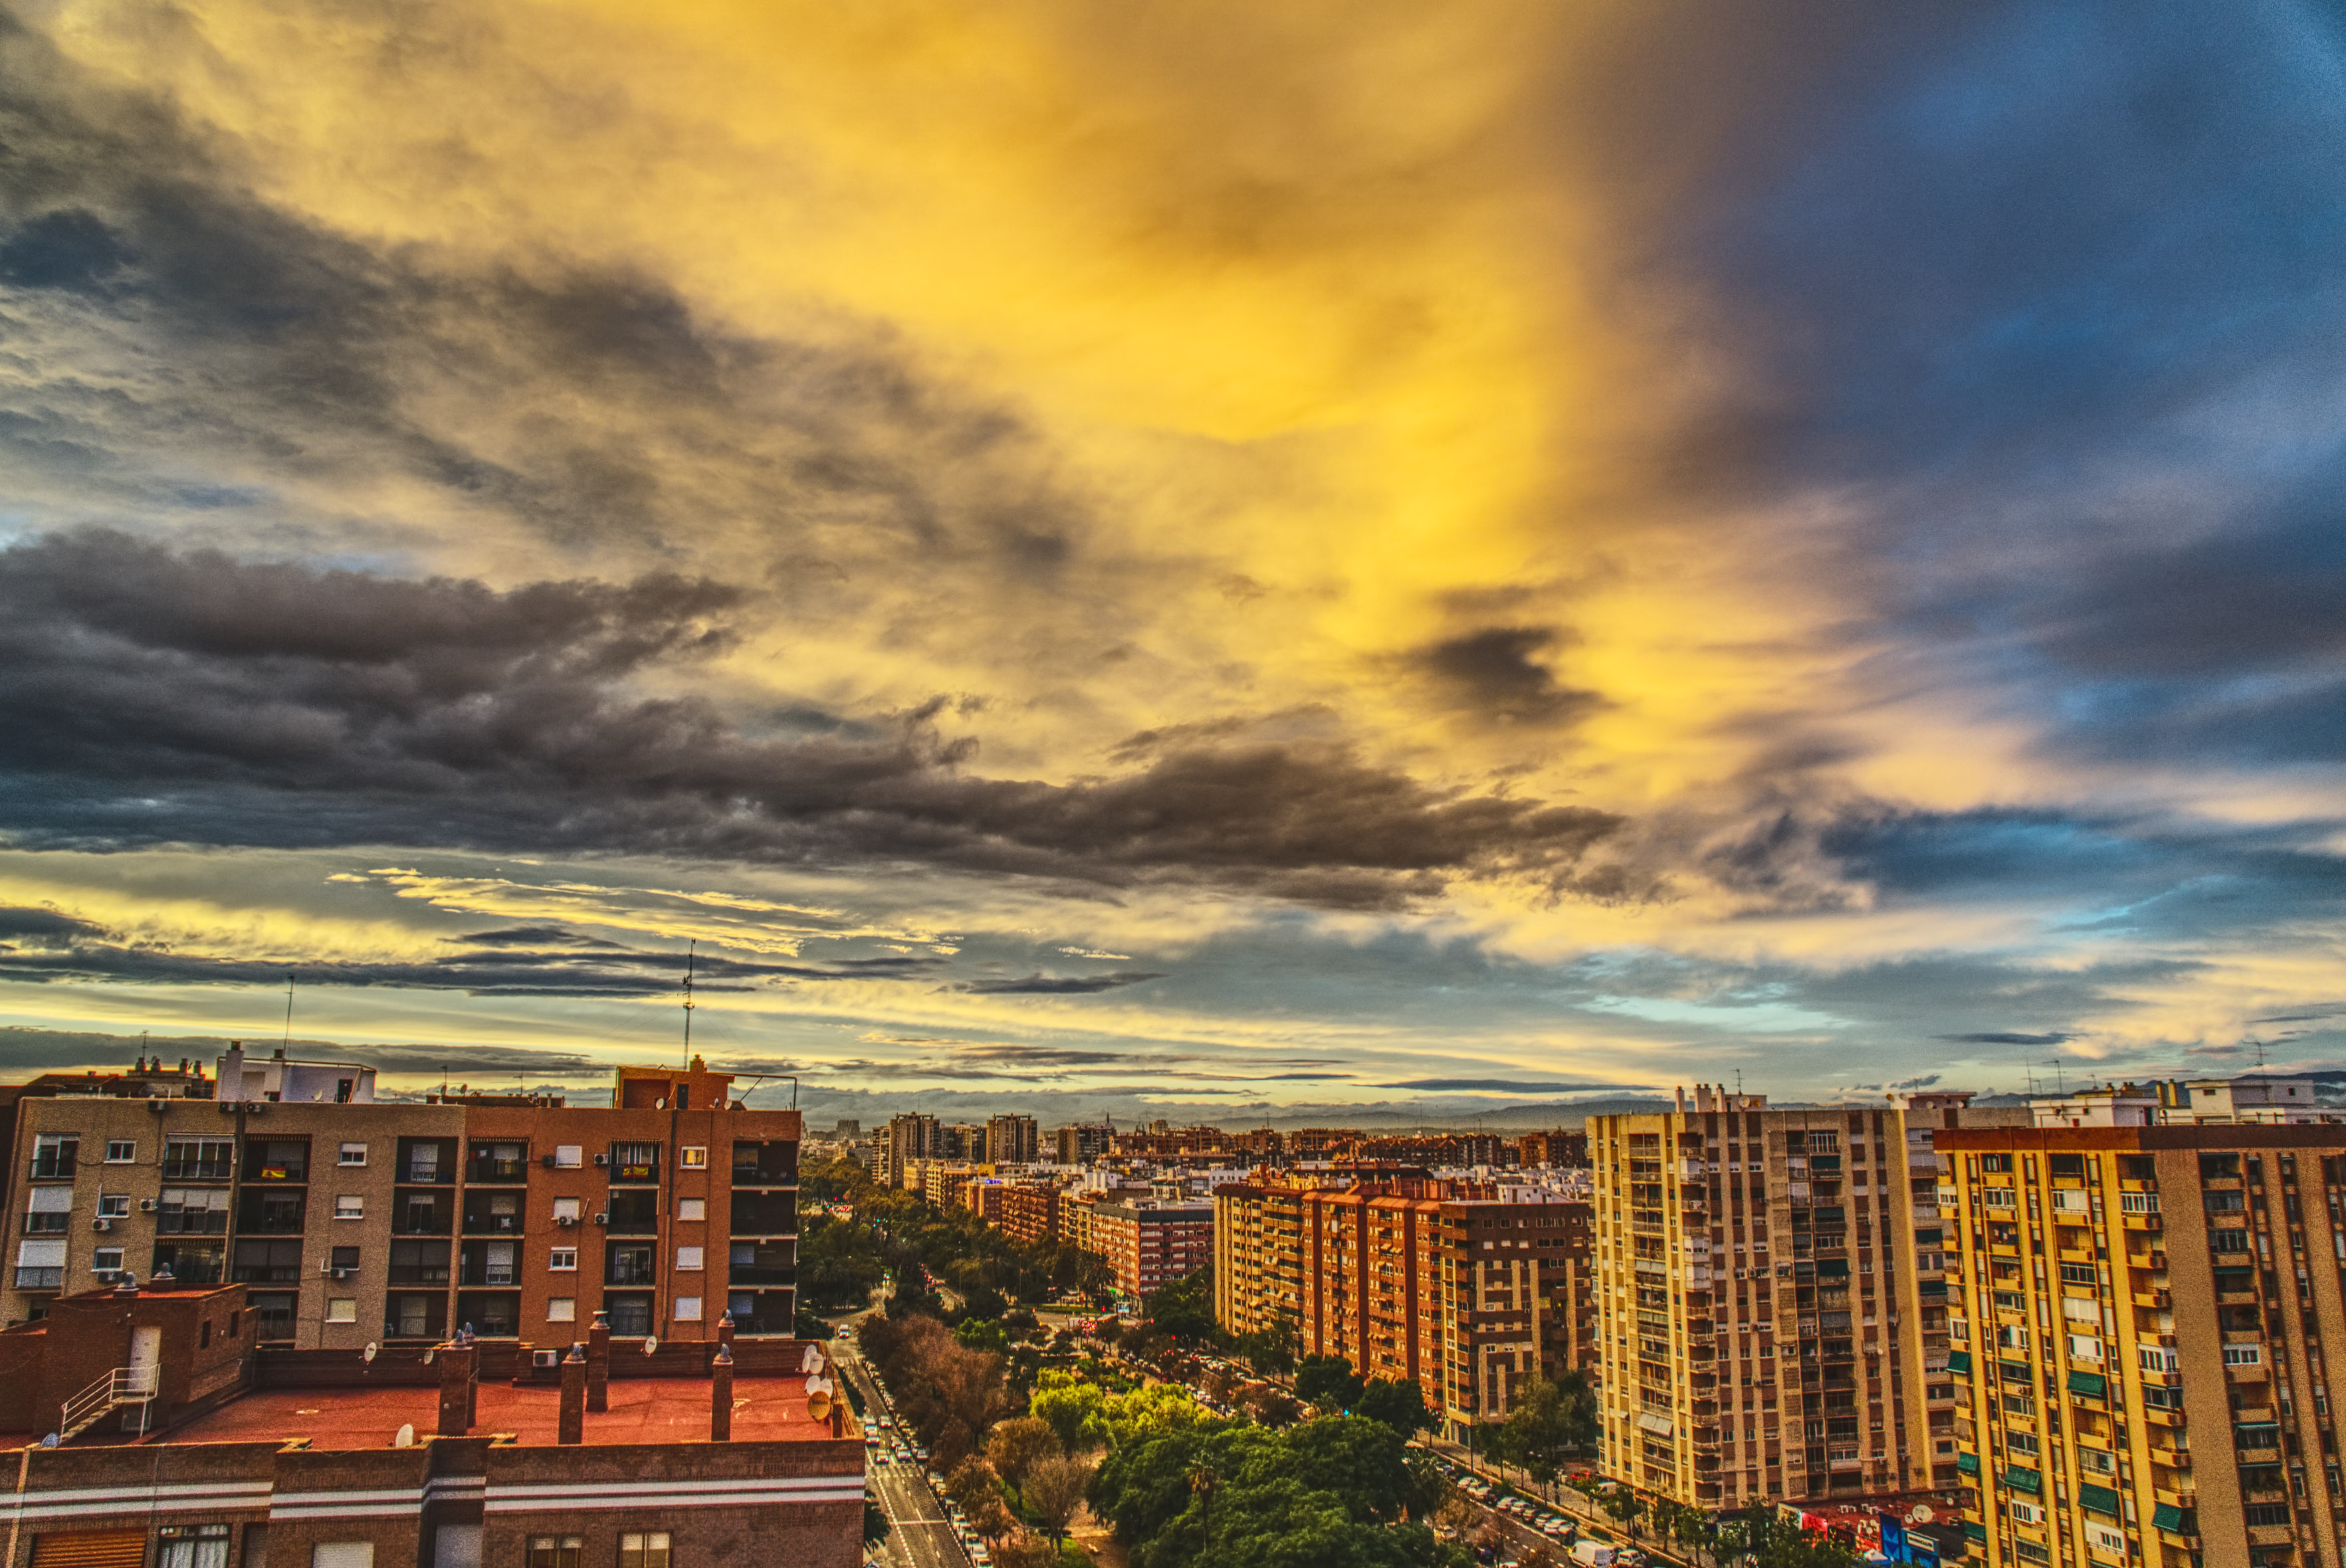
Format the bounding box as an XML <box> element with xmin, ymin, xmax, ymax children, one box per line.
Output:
<box><xmin>593</xmin><ymin>1153</ymin><xmax>609</xmax><ymax>1167</ymax></box>
<box><xmin>542</xmin><ymin>1154</ymin><xmax>558</xmax><ymax>1169</ymax></box>
<box><xmin>593</xmin><ymin>1213</ymin><xmax>609</xmax><ymax>1226</ymax></box>
<box><xmin>334</xmin><ymin>1268</ymin><xmax>356</xmax><ymax>1280</ymax></box>
<box><xmin>318</xmin><ymin>1261</ymin><xmax>337</xmax><ymax>1276</ymax></box>
<box><xmin>532</xmin><ymin>1349</ymin><xmax>560</xmax><ymax>1369</ymax></box>
<box><xmin>556</xmin><ymin>1215</ymin><xmax>578</xmax><ymax>1228</ymax></box>
<box><xmin>92</xmin><ymin>1217</ymin><xmax>112</xmax><ymax>1232</ymax></box>
<box><xmin>147</xmin><ymin>1099</ymin><xmax>168</xmax><ymax>1115</ymax></box>
<box><xmin>139</xmin><ymin>1199</ymin><xmax>159</xmax><ymax>1213</ymax></box>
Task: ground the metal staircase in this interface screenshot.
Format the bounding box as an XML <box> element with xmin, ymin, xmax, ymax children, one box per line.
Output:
<box><xmin>58</xmin><ymin>1365</ymin><xmax>159</xmax><ymax>1442</ymax></box>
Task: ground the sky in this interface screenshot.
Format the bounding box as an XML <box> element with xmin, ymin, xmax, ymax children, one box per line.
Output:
<box><xmin>1</xmin><ymin>0</ymin><xmax>2343</xmax><ymax>1120</ymax></box>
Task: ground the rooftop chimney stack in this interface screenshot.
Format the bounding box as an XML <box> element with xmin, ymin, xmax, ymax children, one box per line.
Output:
<box><xmin>710</xmin><ymin>1345</ymin><xmax>734</xmax><ymax>1442</ymax></box>
<box><xmin>437</xmin><ymin>1340</ymin><xmax>478</xmax><ymax>1436</ymax></box>
<box><xmin>587</xmin><ymin>1311</ymin><xmax>611</xmax><ymax>1411</ymax></box>
<box><xmin>559</xmin><ymin>1343</ymin><xmax>586</xmax><ymax>1445</ymax></box>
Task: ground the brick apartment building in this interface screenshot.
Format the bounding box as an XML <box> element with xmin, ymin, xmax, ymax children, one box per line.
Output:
<box><xmin>991</xmin><ymin>1184</ymin><xmax>1061</xmax><ymax>1250</ymax></box>
<box><xmin>5</xmin><ymin>1058</ymin><xmax>800</xmax><ymax>1346</ymax></box>
<box><xmin>0</xmin><ymin>1277</ymin><xmax>860</xmax><ymax>1568</ymax></box>
<box><xmin>1213</xmin><ymin>1169</ymin><xmax>1595</xmax><ymax>1435</ymax></box>
<box><xmin>1080</xmin><ymin>1195</ymin><xmax>1214</xmax><ymax>1299</ymax></box>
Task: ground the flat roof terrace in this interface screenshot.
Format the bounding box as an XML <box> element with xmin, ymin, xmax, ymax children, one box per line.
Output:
<box><xmin>163</xmin><ymin>1375</ymin><xmax>831</xmax><ymax>1450</ymax></box>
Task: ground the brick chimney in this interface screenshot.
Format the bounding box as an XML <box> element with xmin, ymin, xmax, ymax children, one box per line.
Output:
<box><xmin>586</xmin><ymin>1310</ymin><xmax>611</xmax><ymax>1413</ymax></box>
<box><xmin>710</xmin><ymin>1345</ymin><xmax>733</xmax><ymax>1442</ymax></box>
<box><xmin>559</xmin><ymin>1342</ymin><xmax>586</xmax><ymax>1445</ymax></box>
<box><xmin>436</xmin><ymin>1341</ymin><xmax>478</xmax><ymax>1437</ymax></box>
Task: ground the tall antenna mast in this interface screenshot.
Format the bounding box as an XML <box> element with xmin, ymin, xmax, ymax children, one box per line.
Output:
<box><xmin>282</xmin><ymin>973</ymin><xmax>296</xmax><ymax>1050</ymax></box>
<box><xmin>2054</xmin><ymin>1060</ymin><xmax>2065</xmax><ymax>1095</ymax></box>
<box><xmin>681</xmin><ymin>939</ymin><xmax>696</xmax><ymax>1066</ymax></box>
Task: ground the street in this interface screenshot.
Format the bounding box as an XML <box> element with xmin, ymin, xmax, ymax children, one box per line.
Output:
<box><xmin>833</xmin><ymin>1327</ymin><xmax>977</xmax><ymax>1568</ymax></box>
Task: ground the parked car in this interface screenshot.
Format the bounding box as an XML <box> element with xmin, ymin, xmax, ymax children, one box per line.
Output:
<box><xmin>1568</xmin><ymin>1543</ymin><xmax>1616</xmax><ymax>1567</ymax></box>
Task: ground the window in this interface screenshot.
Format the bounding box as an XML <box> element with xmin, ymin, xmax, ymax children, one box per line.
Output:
<box><xmin>92</xmin><ymin>1246</ymin><xmax>124</xmax><ymax>1274</ymax></box>
<box><xmin>1981</xmin><ymin>1189</ymin><xmax>2016</xmax><ymax>1209</ymax></box>
<box><xmin>611</xmin><ymin>1142</ymin><xmax>660</xmax><ymax>1181</ymax></box>
<box><xmin>2078</xmin><ymin>1446</ymin><xmax>2116</xmax><ymax>1474</ymax></box>
<box><xmin>676</xmin><ymin>1246</ymin><xmax>704</xmax><ymax>1272</ymax></box>
<box><xmin>618</xmin><ymin>1533</ymin><xmax>670</xmax><ymax>1568</ymax></box>
<box><xmin>2120</xmin><ymin>1191</ymin><xmax>2158</xmax><ymax>1213</ymax></box>
<box><xmin>14</xmin><ymin>1238</ymin><xmax>64</xmax><ymax>1290</ymax></box>
<box><xmin>677</xmin><ymin>1198</ymin><xmax>706</xmax><ymax>1223</ymax></box>
<box><xmin>334</xmin><ymin>1195</ymin><xmax>364</xmax><ymax>1220</ymax></box>
<box><xmin>548</xmin><ymin>1298</ymin><xmax>576</xmax><ymax>1322</ymax></box>
<box><xmin>528</xmin><ymin>1539</ymin><xmax>582</xmax><ymax>1568</ymax></box>
<box><xmin>160</xmin><ymin>1187</ymin><xmax>231</xmax><ymax>1234</ymax></box>
<box><xmin>2068</xmin><ymin>1334</ymin><xmax>2103</xmax><ymax>1363</ymax></box>
<box><xmin>2244</xmin><ymin>1503</ymin><xmax>2293</xmax><ymax>1527</ymax></box>
<box><xmin>159</xmin><ymin>1523</ymin><xmax>232</xmax><ymax>1568</ymax></box>
<box><xmin>553</xmin><ymin>1197</ymin><xmax>582</xmax><ymax>1223</ymax></box>
<box><xmin>95</xmin><ymin>1193</ymin><xmax>130</xmax><ymax>1219</ymax></box>
<box><xmin>2211</xmin><ymin>1229</ymin><xmax>2252</xmax><ymax>1253</ymax></box>
<box><xmin>25</xmin><ymin>1187</ymin><xmax>71</xmax><ymax>1232</ymax></box>
<box><xmin>339</xmin><ymin>1143</ymin><xmax>368</xmax><ymax>1166</ymax></box>
<box><xmin>679</xmin><ymin>1146</ymin><xmax>707</xmax><ymax>1169</ymax></box>
<box><xmin>104</xmin><ymin>1140</ymin><xmax>136</xmax><ymax>1164</ymax></box>
<box><xmin>30</xmin><ymin>1135</ymin><xmax>77</xmax><ymax>1180</ymax></box>
<box><xmin>2226</xmin><ymin>1344</ymin><xmax>2266</xmax><ymax>1367</ymax></box>
<box><xmin>549</xmin><ymin>1248</ymin><xmax>578</xmax><ymax>1272</ymax></box>
<box><xmin>330</xmin><ymin>1246</ymin><xmax>360</xmax><ymax>1272</ymax></box>
<box><xmin>673</xmin><ymin>1296</ymin><xmax>702</xmax><ymax>1322</ymax></box>
<box><xmin>2139</xmin><ymin>1346</ymin><xmax>2180</xmax><ymax>1373</ymax></box>
<box><xmin>312</xmin><ymin>1546</ymin><xmax>374</xmax><ymax>1568</ymax></box>
<box><xmin>162</xmin><ymin>1137</ymin><xmax>233</xmax><ymax>1181</ymax></box>
<box><xmin>326</xmin><ymin>1298</ymin><xmax>358</xmax><ymax>1323</ymax></box>
<box><xmin>554</xmin><ymin>1145</ymin><xmax>583</xmax><ymax>1169</ymax></box>
<box><xmin>2058</xmin><ymin>1263</ymin><xmax>2097</xmax><ymax>1284</ymax></box>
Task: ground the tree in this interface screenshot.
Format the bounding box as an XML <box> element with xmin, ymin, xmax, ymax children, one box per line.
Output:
<box><xmin>988</xmin><ymin>1415</ymin><xmax>1061</xmax><ymax>1489</ymax></box>
<box><xmin>1031</xmin><ymin>1369</ymin><xmax>1109</xmax><ymax>1452</ymax></box>
<box><xmin>1597</xmin><ymin>1484</ymin><xmax>1646</xmax><ymax>1535</ymax></box>
<box><xmin>1354</xmin><ymin>1379</ymin><xmax>1434</xmax><ymax>1436</ymax></box>
<box><xmin>863</xmin><ymin>1498</ymin><xmax>889</xmax><ymax>1546</ymax></box>
<box><xmin>1144</xmin><ymin>1266</ymin><xmax>1226</xmax><ymax>1346</ymax></box>
<box><xmin>1295</xmin><ymin>1353</ymin><xmax>1364</xmax><ymax>1413</ymax></box>
<box><xmin>1236</xmin><ymin>1315</ymin><xmax>1298</xmax><ymax>1378</ymax></box>
<box><xmin>1731</xmin><ymin>1506</ymin><xmax>1860</xmax><ymax>1568</ymax></box>
<box><xmin>1025</xmin><ymin>1452</ymin><xmax>1099</xmax><ymax>1541</ymax></box>
<box><xmin>946</xmin><ymin>1457</ymin><xmax>1002</xmax><ymax>1519</ymax></box>
<box><xmin>1494</xmin><ymin>1374</ymin><xmax>1594</xmax><ymax>1488</ymax></box>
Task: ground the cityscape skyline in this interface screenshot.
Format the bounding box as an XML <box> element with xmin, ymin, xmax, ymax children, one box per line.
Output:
<box><xmin>5</xmin><ymin>5</ymin><xmax>2345</xmax><ymax>1106</ymax></box>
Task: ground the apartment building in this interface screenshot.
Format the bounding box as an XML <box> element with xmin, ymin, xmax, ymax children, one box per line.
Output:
<box><xmin>0</xmin><ymin>1277</ymin><xmax>861</xmax><ymax>1568</ymax></box>
<box><xmin>986</xmin><ymin>1116</ymin><xmax>1039</xmax><ymax>1166</ymax></box>
<box><xmin>1588</xmin><ymin>1088</ymin><xmax>1970</xmax><ymax>1512</ymax></box>
<box><xmin>5</xmin><ymin>1059</ymin><xmax>800</xmax><ymax>1345</ymax></box>
<box><xmin>1083</xmin><ymin>1195</ymin><xmax>1214</xmax><ymax>1299</ymax></box>
<box><xmin>884</xmin><ymin>1114</ymin><xmax>940</xmax><ymax>1188</ymax></box>
<box><xmin>1939</xmin><ymin>1124</ymin><xmax>2346</xmax><ymax>1568</ymax></box>
<box><xmin>1213</xmin><ymin>1169</ymin><xmax>1595</xmax><ymax>1434</ymax></box>
<box><xmin>1052</xmin><ymin>1125</ymin><xmax>1115</xmax><ymax>1166</ymax></box>
<box><xmin>994</xmin><ymin>1183</ymin><xmax>1061</xmax><ymax>1250</ymax></box>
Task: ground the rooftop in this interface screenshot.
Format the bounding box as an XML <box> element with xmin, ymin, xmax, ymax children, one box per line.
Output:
<box><xmin>167</xmin><ymin>1375</ymin><xmax>831</xmax><ymax>1450</ymax></box>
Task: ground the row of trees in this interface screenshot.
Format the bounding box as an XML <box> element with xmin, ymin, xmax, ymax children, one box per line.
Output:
<box><xmin>799</xmin><ymin>1154</ymin><xmax>1111</xmax><ymax>1318</ymax></box>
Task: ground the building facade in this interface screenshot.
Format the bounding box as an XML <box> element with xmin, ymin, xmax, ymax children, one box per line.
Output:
<box><xmin>1588</xmin><ymin>1089</ymin><xmax>1958</xmax><ymax>1512</ymax></box>
<box><xmin>985</xmin><ymin>1116</ymin><xmax>1039</xmax><ymax>1167</ymax></box>
<box><xmin>5</xmin><ymin>1060</ymin><xmax>800</xmax><ymax>1344</ymax></box>
<box><xmin>1212</xmin><ymin>1170</ymin><xmax>1595</xmax><ymax>1434</ymax></box>
<box><xmin>1083</xmin><ymin>1197</ymin><xmax>1214</xmax><ymax>1300</ymax></box>
<box><xmin>1939</xmin><ymin>1124</ymin><xmax>2346</xmax><ymax>1568</ymax></box>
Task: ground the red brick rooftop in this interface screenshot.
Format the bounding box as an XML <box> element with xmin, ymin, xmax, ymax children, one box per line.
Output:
<box><xmin>165</xmin><ymin>1376</ymin><xmax>832</xmax><ymax>1450</ymax></box>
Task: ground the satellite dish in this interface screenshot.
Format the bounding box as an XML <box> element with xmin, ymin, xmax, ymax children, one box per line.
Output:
<box><xmin>801</xmin><ymin>1345</ymin><xmax>826</xmax><ymax>1375</ymax></box>
<box><xmin>362</xmin><ymin>1342</ymin><xmax>378</xmax><ymax>1363</ymax></box>
<box><xmin>806</xmin><ymin>1375</ymin><xmax>833</xmax><ymax>1397</ymax></box>
<box><xmin>1908</xmin><ymin>1506</ymin><xmax>1934</xmax><ymax>1525</ymax></box>
<box><xmin>394</xmin><ymin>1424</ymin><xmax>415</xmax><ymax>1448</ymax></box>
<box><xmin>806</xmin><ymin>1391</ymin><xmax>833</xmax><ymax>1424</ymax></box>
<box><xmin>643</xmin><ymin>1335</ymin><xmax>659</xmax><ymax>1356</ymax></box>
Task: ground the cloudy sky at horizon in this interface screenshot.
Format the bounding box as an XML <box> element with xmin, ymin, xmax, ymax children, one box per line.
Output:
<box><xmin>1</xmin><ymin>0</ymin><xmax>2343</xmax><ymax>1112</ymax></box>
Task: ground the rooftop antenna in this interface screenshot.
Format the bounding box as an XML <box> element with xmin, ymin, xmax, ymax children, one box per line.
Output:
<box><xmin>282</xmin><ymin>973</ymin><xmax>296</xmax><ymax>1050</ymax></box>
<box><xmin>2253</xmin><ymin>1037</ymin><xmax>2269</xmax><ymax>1069</ymax></box>
<box><xmin>681</xmin><ymin>939</ymin><xmax>696</xmax><ymax>1067</ymax></box>
<box><xmin>2053</xmin><ymin>1060</ymin><xmax>2065</xmax><ymax>1095</ymax></box>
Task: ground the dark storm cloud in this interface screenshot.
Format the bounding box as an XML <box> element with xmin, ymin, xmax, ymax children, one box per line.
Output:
<box><xmin>0</xmin><ymin>531</ymin><xmax>1624</xmax><ymax>905</ymax></box>
<box><xmin>1940</xmin><ymin>1032</ymin><xmax>2074</xmax><ymax>1048</ymax></box>
<box><xmin>0</xmin><ymin>906</ymin><xmax>107</xmax><ymax>943</ymax></box>
<box><xmin>1592</xmin><ymin>1</ymin><xmax>2346</xmax><ymax>777</ymax></box>
<box><xmin>453</xmin><ymin>926</ymin><xmax>627</xmax><ymax>949</ymax></box>
<box><xmin>1408</xmin><ymin>627</ymin><xmax>1602</xmax><ymax>729</ymax></box>
<box><xmin>0</xmin><ymin>908</ymin><xmax>940</xmax><ymax>997</ymax></box>
<box><xmin>951</xmin><ymin>972</ymin><xmax>1167</xmax><ymax>995</ymax></box>
<box><xmin>1374</xmin><ymin>1078</ymin><xmax>1646</xmax><ymax>1094</ymax></box>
